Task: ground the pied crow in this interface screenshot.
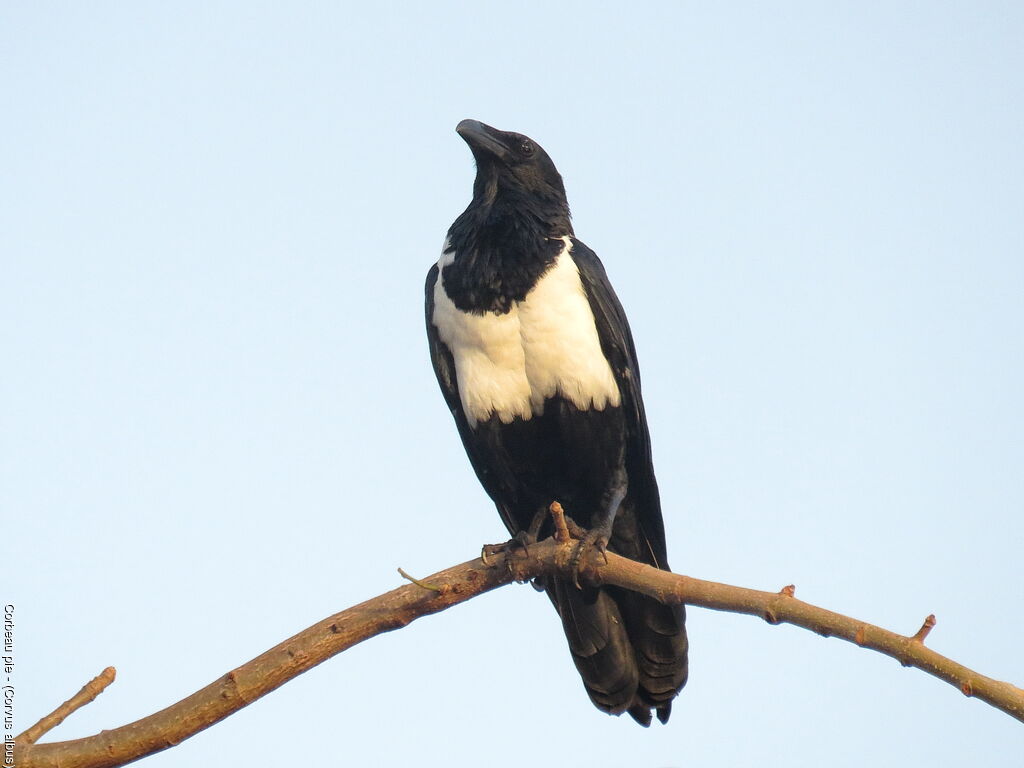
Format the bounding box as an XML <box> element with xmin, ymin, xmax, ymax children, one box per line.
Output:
<box><xmin>425</xmin><ymin>120</ymin><xmax>688</xmax><ymax>725</ymax></box>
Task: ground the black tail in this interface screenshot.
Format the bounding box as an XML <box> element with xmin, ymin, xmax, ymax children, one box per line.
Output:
<box><xmin>546</xmin><ymin>577</ymin><xmax>688</xmax><ymax>725</ymax></box>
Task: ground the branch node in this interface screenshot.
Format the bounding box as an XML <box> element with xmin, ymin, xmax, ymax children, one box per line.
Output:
<box><xmin>763</xmin><ymin>587</ymin><xmax>795</xmax><ymax>625</ymax></box>
<box><xmin>397</xmin><ymin>567</ymin><xmax>444</xmax><ymax>593</ymax></box>
<box><xmin>854</xmin><ymin>625</ymin><xmax>867</xmax><ymax>646</ymax></box>
<box><xmin>961</xmin><ymin>679</ymin><xmax>974</xmax><ymax>697</ymax></box>
<box><xmin>910</xmin><ymin>614</ymin><xmax>937</xmax><ymax>644</ymax></box>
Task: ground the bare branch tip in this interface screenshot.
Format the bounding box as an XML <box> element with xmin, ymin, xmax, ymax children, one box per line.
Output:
<box><xmin>397</xmin><ymin>567</ymin><xmax>443</xmax><ymax>593</ymax></box>
<box><xmin>16</xmin><ymin>665</ymin><xmax>120</xmax><ymax>745</ymax></box>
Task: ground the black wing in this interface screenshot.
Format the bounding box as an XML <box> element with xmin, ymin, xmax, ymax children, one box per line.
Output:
<box><xmin>568</xmin><ymin>238</ymin><xmax>670</xmax><ymax>570</ymax></box>
<box><xmin>424</xmin><ymin>264</ymin><xmax>463</xmax><ymax>425</ymax></box>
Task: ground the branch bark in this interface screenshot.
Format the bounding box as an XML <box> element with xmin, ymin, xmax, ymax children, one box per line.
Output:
<box><xmin>15</xmin><ymin>538</ymin><xmax>1024</xmax><ymax>768</ymax></box>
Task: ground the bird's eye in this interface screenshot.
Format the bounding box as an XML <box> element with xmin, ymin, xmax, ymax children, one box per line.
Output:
<box><xmin>519</xmin><ymin>140</ymin><xmax>535</xmax><ymax>157</ymax></box>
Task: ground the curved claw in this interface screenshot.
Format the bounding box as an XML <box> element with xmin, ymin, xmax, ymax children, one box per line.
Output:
<box><xmin>481</xmin><ymin>542</ymin><xmax>508</xmax><ymax>567</ymax></box>
<box><xmin>480</xmin><ymin>532</ymin><xmax>535</xmax><ymax>569</ymax></box>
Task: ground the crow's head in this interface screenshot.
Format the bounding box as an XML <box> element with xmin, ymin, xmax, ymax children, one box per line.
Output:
<box><xmin>456</xmin><ymin>119</ymin><xmax>570</xmax><ymax>232</ymax></box>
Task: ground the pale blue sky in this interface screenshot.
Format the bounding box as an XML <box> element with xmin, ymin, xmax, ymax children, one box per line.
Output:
<box><xmin>4</xmin><ymin>3</ymin><xmax>1022</xmax><ymax>766</ymax></box>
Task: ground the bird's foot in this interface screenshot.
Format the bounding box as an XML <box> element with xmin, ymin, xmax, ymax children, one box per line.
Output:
<box><xmin>480</xmin><ymin>530</ymin><xmax>536</xmax><ymax>567</ymax></box>
<box><xmin>568</xmin><ymin>526</ymin><xmax>612</xmax><ymax>589</ymax></box>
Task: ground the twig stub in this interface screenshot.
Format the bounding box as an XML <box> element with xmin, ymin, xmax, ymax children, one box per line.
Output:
<box><xmin>549</xmin><ymin>501</ymin><xmax>571</xmax><ymax>543</ymax></box>
<box><xmin>910</xmin><ymin>614</ymin><xmax>937</xmax><ymax>644</ymax></box>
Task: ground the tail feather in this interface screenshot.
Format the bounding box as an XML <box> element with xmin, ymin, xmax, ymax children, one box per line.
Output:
<box><xmin>547</xmin><ymin>578</ymin><xmax>638</xmax><ymax>714</ymax></box>
<box><xmin>547</xmin><ymin>578</ymin><xmax>688</xmax><ymax>722</ymax></box>
<box><xmin>617</xmin><ymin>589</ymin><xmax>689</xmax><ymax>706</ymax></box>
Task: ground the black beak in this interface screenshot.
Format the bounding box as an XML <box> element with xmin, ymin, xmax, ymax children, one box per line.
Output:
<box><xmin>456</xmin><ymin>119</ymin><xmax>512</xmax><ymax>162</ymax></box>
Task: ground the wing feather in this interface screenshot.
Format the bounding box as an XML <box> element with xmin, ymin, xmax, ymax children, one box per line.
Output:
<box><xmin>568</xmin><ymin>238</ymin><xmax>670</xmax><ymax>569</ymax></box>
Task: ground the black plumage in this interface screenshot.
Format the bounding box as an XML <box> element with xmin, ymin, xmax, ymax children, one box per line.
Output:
<box><xmin>425</xmin><ymin>119</ymin><xmax>688</xmax><ymax>725</ymax></box>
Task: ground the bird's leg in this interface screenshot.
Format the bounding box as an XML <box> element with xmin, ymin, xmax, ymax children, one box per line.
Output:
<box><xmin>480</xmin><ymin>505</ymin><xmax>551</xmax><ymax>565</ymax></box>
<box><xmin>569</xmin><ymin>467</ymin><xmax>628</xmax><ymax>583</ymax></box>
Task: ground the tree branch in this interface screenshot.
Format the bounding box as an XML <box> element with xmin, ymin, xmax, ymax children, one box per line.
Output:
<box><xmin>590</xmin><ymin>550</ymin><xmax>1024</xmax><ymax>721</ymax></box>
<box><xmin>15</xmin><ymin>538</ymin><xmax>1023</xmax><ymax>768</ymax></box>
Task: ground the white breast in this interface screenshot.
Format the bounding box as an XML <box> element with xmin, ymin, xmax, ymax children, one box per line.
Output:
<box><xmin>431</xmin><ymin>236</ymin><xmax>622</xmax><ymax>427</ymax></box>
